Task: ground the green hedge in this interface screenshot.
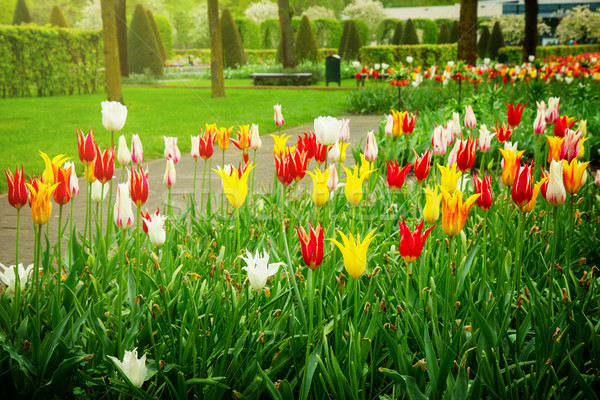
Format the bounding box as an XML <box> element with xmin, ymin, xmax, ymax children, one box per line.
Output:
<box><xmin>360</xmin><ymin>44</ymin><xmax>457</xmax><ymax>66</ymax></box>
<box><xmin>352</xmin><ymin>19</ymin><xmax>370</xmax><ymax>46</ymax></box>
<box><xmin>0</xmin><ymin>25</ymin><xmax>103</xmax><ymax>98</ymax></box>
<box><xmin>235</xmin><ymin>17</ymin><xmax>261</xmax><ymax>50</ymax></box>
<box><xmin>498</xmin><ymin>44</ymin><xmax>600</xmax><ymax>64</ymax></box>
<box><xmin>154</xmin><ymin>14</ymin><xmax>173</xmax><ymax>58</ymax></box>
<box><xmin>413</xmin><ymin>18</ymin><xmax>438</xmax><ymax>44</ymax></box>
<box><xmin>314</xmin><ymin>18</ymin><xmax>342</xmax><ymax>49</ymax></box>
<box><xmin>260</xmin><ymin>18</ymin><xmax>280</xmax><ymax>49</ymax></box>
<box><xmin>173</xmin><ymin>48</ymin><xmax>338</xmax><ymax>64</ymax></box>
<box><xmin>375</xmin><ymin>18</ymin><xmax>399</xmax><ymax>45</ymax></box>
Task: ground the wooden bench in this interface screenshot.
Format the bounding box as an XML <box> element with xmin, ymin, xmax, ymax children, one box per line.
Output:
<box><xmin>249</xmin><ymin>72</ymin><xmax>313</xmax><ymax>86</ymax></box>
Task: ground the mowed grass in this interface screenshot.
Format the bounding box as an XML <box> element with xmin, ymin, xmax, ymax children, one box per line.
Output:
<box><xmin>0</xmin><ymin>85</ymin><xmax>350</xmax><ymax>192</ymax></box>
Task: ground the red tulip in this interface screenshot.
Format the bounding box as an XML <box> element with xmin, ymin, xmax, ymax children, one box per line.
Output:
<box><xmin>493</xmin><ymin>121</ymin><xmax>512</xmax><ymax>143</ymax></box>
<box><xmin>553</xmin><ymin>115</ymin><xmax>577</xmax><ymax>138</ymax></box>
<box><xmin>506</xmin><ymin>102</ymin><xmax>527</xmax><ymax>127</ymax></box>
<box><xmin>5</xmin><ymin>166</ymin><xmax>28</xmax><ymax>209</ymax></box>
<box><xmin>76</xmin><ymin>127</ymin><xmax>96</xmax><ymax>165</ymax></box>
<box><xmin>297</xmin><ymin>131</ymin><xmax>317</xmax><ymax>160</ymax></box>
<box><xmin>199</xmin><ymin>130</ymin><xmax>216</xmax><ymax>159</ymax></box>
<box><xmin>94</xmin><ymin>145</ymin><xmax>115</xmax><ymax>184</ymax></box>
<box><xmin>472</xmin><ymin>173</ymin><xmax>493</xmax><ymax>211</ymax></box>
<box><xmin>412</xmin><ymin>148</ymin><xmax>431</xmax><ymax>182</ymax></box>
<box><xmin>53</xmin><ymin>165</ymin><xmax>72</xmax><ymax>206</ymax></box>
<box><xmin>314</xmin><ymin>142</ymin><xmax>328</xmax><ymax>165</ymax></box>
<box><xmin>386</xmin><ymin>160</ymin><xmax>413</xmax><ymax>190</ymax></box>
<box><xmin>456</xmin><ymin>137</ymin><xmax>477</xmax><ymax>172</ymax></box>
<box><xmin>130</xmin><ymin>166</ymin><xmax>149</xmax><ymax>207</ymax></box>
<box><xmin>297</xmin><ymin>222</ymin><xmax>324</xmax><ymax>270</ymax></box>
<box><xmin>512</xmin><ymin>160</ymin><xmax>534</xmax><ymax>209</ymax></box>
<box><xmin>402</xmin><ymin>111</ymin><xmax>417</xmax><ymax>135</ymax></box>
<box><xmin>398</xmin><ymin>217</ymin><xmax>435</xmax><ymax>263</ymax></box>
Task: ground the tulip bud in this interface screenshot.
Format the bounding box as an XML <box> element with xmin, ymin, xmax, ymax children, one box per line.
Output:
<box><xmin>190</xmin><ymin>135</ymin><xmax>200</xmax><ymax>159</ymax></box>
<box><xmin>163</xmin><ymin>136</ymin><xmax>181</xmax><ymax>164</ymax></box>
<box><xmin>533</xmin><ymin>109</ymin><xmax>546</xmax><ymax>135</ymax></box>
<box><xmin>274</xmin><ymin>104</ymin><xmax>284</xmax><ymax>127</ymax></box>
<box><xmin>64</xmin><ymin>162</ymin><xmax>79</xmax><ymax>197</ymax></box>
<box><xmin>131</xmin><ymin>134</ymin><xmax>144</xmax><ymax>165</ymax></box>
<box><xmin>339</xmin><ymin>118</ymin><xmax>350</xmax><ymax>142</ymax></box>
<box><xmin>327</xmin><ymin>163</ymin><xmax>340</xmax><ymax>192</ymax></box>
<box><xmin>431</xmin><ymin>125</ymin><xmax>448</xmax><ymax>156</ymax></box>
<box><xmin>478</xmin><ymin>124</ymin><xmax>495</xmax><ymax>153</ymax></box>
<box><xmin>364</xmin><ymin>130</ymin><xmax>378</xmax><ymax>162</ymax></box>
<box><xmin>250</xmin><ymin>123</ymin><xmax>261</xmax><ymax>150</ymax></box>
<box><xmin>560</xmin><ymin>129</ymin><xmax>581</xmax><ymax>162</ymax></box>
<box><xmin>117</xmin><ymin>135</ymin><xmax>131</xmax><ymax>166</ymax></box>
<box><xmin>101</xmin><ymin>101</ymin><xmax>127</xmax><ymax>132</ymax></box>
<box><xmin>464</xmin><ymin>105</ymin><xmax>476</xmax><ymax>129</ymax></box>
<box><xmin>384</xmin><ymin>114</ymin><xmax>393</xmax><ymax>137</ymax></box>
<box><xmin>91</xmin><ymin>181</ymin><xmax>108</xmax><ymax>203</ymax></box>
<box><xmin>114</xmin><ymin>183</ymin><xmax>134</xmax><ymax>230</ymax></box>
<box><xmin>143</xmin><ymin>213</ymin><xmax>167</xmax><ymax>247</ymax></box>
<box><xmin>546</xmin><ymin>160</ymin><xmax>566</xmax><ymax>206</ymax></box>
<box><xmin>164</xmin><ymin>159</ymin><xmax>176</xmax><ymax>188</ymax></box>
<box><xmin>328</xmin><ymin>141</ymin><xmax>340</xmax><ymax>163</ymax></box>
<box><xmin>595</xmin><ymin>169</ymin><xmax>600</xmax><ymax>186</ymax></box>
<box><xmin>452</xmin><ymin>112</ymin><xmax>462</xmax><ymax>138</ymax></box>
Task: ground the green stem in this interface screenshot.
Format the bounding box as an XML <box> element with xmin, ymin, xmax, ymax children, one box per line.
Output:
<box><xmin>221</xmin><ymin>150</ymin><xmax>225</xmax><ymax>212</ymax></box>
<box><xmin>137</xmin><ymin>206</ymin><xmax>142</xmax><ymax>268</ymax></box>
<box><xmin>201</xmin><ymin>158</ymin><xmax>207</xmax><ymax>212</ymax></box>
<box><xmin>236</xmin><ymin>208</ymin><xmax>241</xmax><ymax>287</ymax></box>
<box><xmin>35</xmin><ymin>224</ymin><xmax>41</xmax><ymax>336</ymax></box>
<box><xmin>550</xmin><ymin>207</ymin><xmax>558</xmax><ymax>317</ymax></box>
<box><xmin>57</xmin><ymin>204</ymin><xmax>63</xmax><ymax>304</ymax></box>
<box><xmin>354</xmin><ymin>277</ymin><xmax>359</xmax><ymax>327</ymax></box>
<box><xmin>483</xmin><ymin>212</ymin><xmax>488</xmax><ymax>280</ymax></box>
<box><xmin>251</xmin><ymin>150</ymin><xmax>256</xmax><ymax>205</ymax></box>
<box><xmin>207</xmin><ymin>157</ymin><xmax>213</xmax><ymax>215</ymax></box>
<box><xmin>15</xmin><ymin>208</ymin><xmax>20</xmax><ymax>266</ymax></box>
<box><xmin>567</xmin><ymin>195</ymin><xmax>575</xmax><ymax>275</ymax></box>
<box><xmin>117</xmin><ymin>230</ymin><xmax>126</xmax><ymax>358</ymax></box>
<box><xmin>480</xmin><ymin>152</ymin><xmax>486</xmax><ymax>176</ymax></box>
<box><xmin>193</xmin><ymin>158</ymin><xmax>198</xmax><ymax>212</ymax></box>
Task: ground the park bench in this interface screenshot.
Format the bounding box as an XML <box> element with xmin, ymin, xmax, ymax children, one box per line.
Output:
<box><xmin>249</xmin><ymin>72</ymin><xmax>313</xmax><ymax>86</ymax></box>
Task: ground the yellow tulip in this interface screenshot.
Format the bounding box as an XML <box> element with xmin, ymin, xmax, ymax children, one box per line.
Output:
<box><xmin>440</xmin><ymin>189</ymin><xmax>481</xmax><ymax>236</ymax></box>
<box><xmin>343</xmin><ymin>165</ymin><xmax>369</xmax><ymax>206</ymax></box>
<box><xmin>391</xmin><ymin>109</ymin><xmax>405</xmax><ymax>137</ymax></box>
<box><xmin>216</xmin><ymin>126</ymin><xmax>233</xmax><ymax>151</ymax></box>
<box><xmin>438</xmin><ymin>164</ymin><xmax>462</xmax><ymax>194</ymax></box>
<box><xmin>330</xmin><ymin>230</ymin><xmax>376</xmax><ymax>279</ymax></box>
<box><xmin>270</xmin><ymin>133</ymin><xmax>291</xmax><ymax>157</ymax></box>
<box><xmin>25</xmin><ymin>180</ymin><xmax>59</xmax><ymax>225</ymax></box>
<box><xmin>499</xmin><ymin>149</ymin><xmax>525</xmax><ymax>186</ymax></box>
<box><xmin>358</xmin><ymin>153</ymin><xmax>374</xmax><ymax>181</ymax></box>
<box><xmin>339</xmin><ymin>142</ymin><xmax>350</xmax><ymax>162</ymax></box>
<box><xmin>423</xmin><ymin>185</ymin><xmax>440</xmax><ymax>224</ymax></box>
<box><xmin>305</xmin><ymin>168</ymin><xmax>330</xmax><ymax>207</ymax></box>
<box><xmin>546</xmin><ymin>136</ymin><xmax>564</xmax><ymax>164</ymax></box>
<box><xmin>214</xmin><ymin>163</ymin><xmax>254</xmax><ymax>208</ymax></box>
<box><xmin>578</xmin><ymin>137</ymin><xmax>589</xmax><ymax>159</ymax></box>
<box><xmin>40</xmin><ymin>151</ymin><xmax>70</xmax><ymax>185</ymax></box>
<box><xmin>562</xmin><ymin>159</ymin><xmax>590</xmax><ymax>194</ymax></box>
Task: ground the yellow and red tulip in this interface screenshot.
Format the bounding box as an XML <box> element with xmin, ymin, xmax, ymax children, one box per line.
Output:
<box><xmin>53</xmin><ymin>164</ymin><xmax>72</xmax><ymax>206</ymax></box>
<box><xmin>26</xmin><ymin>179</ymin><xmax>59</xmax><ymax>225</ymax></box>
<box><xmin>546</xmin><ymin>135</ymin><xmax>564</xmax><ymax>164</ymax></box>
<box><xmin>512</xmin><ymin>160</ymin><xmax>534</xmax><ymax>209</ymax></box>
<box><xmin>94</xmin><ymin>146</ymin><xmax>115</xmax><ymax>184</ymax></box>
<box><xmin>562</xmin><ymin>159</ymin><xmax>590</xmax><ymax>194</ymax></box>
<box><xmin>499</xmin><ymin>148</ymin><xmax>525</xmax><ymax>186</ymax></box>
<box><xmin>76</xmin><ymin>127</ymin><xmax>96</xmax><ymax>165</ymax></box>
<box><xmin>130</xmin><ymin>166</ymin><xmax>149</xmax><ymax>207</ymax></box>
<box><xmin>5</xmin><ymin>166</ymin><xmax>28</xmax><ymax>210</ymax></box>
<box><xmin>456</xmin><ymin>137</ymin><xmax>477</xmax><ymax>172</ymax></box>
<box><xmin>440</xmin><ymin>189</ymin><xmax>480</xmax><ymax>237</ymax></box>
<box><xmin>297</xmin><ymin>222</ymin><xmax>324</xmax><ymax>270</ymax></box>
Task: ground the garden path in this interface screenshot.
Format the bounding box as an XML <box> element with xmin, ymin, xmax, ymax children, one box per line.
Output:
<box><xmin>0</xmin><ymin>115</ymin><xmax>383</xmax><ymax>266</ymax></box>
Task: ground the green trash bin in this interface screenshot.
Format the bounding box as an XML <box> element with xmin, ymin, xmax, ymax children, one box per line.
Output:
<box><xmin>325</xmin><ymin>55</ymin><xmax>341</xmax><ymax>87</ymax></box>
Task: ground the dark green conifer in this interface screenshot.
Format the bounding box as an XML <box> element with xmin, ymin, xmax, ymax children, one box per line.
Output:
<box><xmin>295</xmin><ymin>15</ymin><xmax>320</xmax><ymax>63</ymax></box>
<box><xmin>221</xmin><ymin>7</ymin><xmax>246</xmax><ymax>69</ymax></box>
<box><xmin>128</xmin><ymin>3</ymin><xmax>163</xmax><ymax>75</ymax></box>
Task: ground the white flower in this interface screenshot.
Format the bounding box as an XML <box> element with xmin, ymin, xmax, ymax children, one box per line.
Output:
<box><xmin>328</xmin><ymin>141</ymin><xmax>340</xmax><ymax>163</ymax></box>
<box><xmin>451</xmin><ymin>112</ymin><xmax>462</xmax><ymax>138</ymax></box>
<box><xmin>143</xmin><ymin>213</ymin><xmax>167</xmax><ymax>247</ymax></box>
<box><xmin>250</xmin><ymin>123</ymin><xmax>261</xmax><ymax>150</ymax></box>
<box><xmin>190</xmin><ymin>135</ymin><xmax>200</xmax><ymax>159</ymax></box>
<box><xmin>411</xmin><ymin>73</ymin><xmax>423</xmax><ymax>87</ymax></box>
<box><xmin>274</xmin><ymin>104</ymin><xmax>284</xmax><ymax>127</ymax></box>
<box><xmin>327</xmin><ymin>164</ymin><xmax>342</xmax><ymax>192</ymax></box>
<box><xmin>164</xmin><ymin>159</ymin><xmax>176</xmax><ymax>188</ymax></box>
<box><xmin>64</xmin><ymin>161</ymin><xmax>79</xmax><ymax>197</ymax></box>
<box><xmin>314</xmin><ymin>116</ymin><xmax>342</xmax><ymax>146</ymax></box>
<box><xmin>381</xmin><ymin>63</ymin><xmax>389</xmax><ymax>70</ymax></box>
<box><xmin>114</xmin><ymin>183</ymin><xmax>134</xmax><ymax>230</ymax></box>
<box><xmin>528</xmin><ymin>55</ymin><xmax>535</xmax><ymax>62</ymax></box>
<box><xmin>338</xmin><ymin>118</ymin><xmax>350</xmax><ymax>142</ymax></box>
<box><xmin>241</xmin><ymin>250</ymin><xmax>284</xmax><ymax>292</ymax></box>
<box><xmin>384</xmin><ymin>114</ymin><xmax>393</xmax><ymax>137</ymax></box>
<box><xmin>351</xmin><ymin>61</ymin><xmax>361</xmax><ymax>68</ymax></box>
<box><xmin>364</xmin><ymin>130</ymin><xmax>378</xmax><ymax>162</ymax></box>
<box><xmin>108</xmin><ymin>349</ymin><xmax>147</xmax><ymax>388</ymax></box>
<box><xmin>545</xmin><ymin>97</ymin><xmax>560</xmax><ymax>123</ymax></box>
<box><xmin>477</xmin><ymin>124</ymin><xmax>496</xmax><ymax>153</ymax></box>
<box><xmin>447</xmin><ymin>61</ymin><xmax>455</xmax><ymax>68</ymax></box>
<box><xmin>374</xmin><ymin>63</ymin><xmax>381</xmax><ymax>70</ymax></box>
<box><xmin>163</xmin><ymin>136</ymin><xmax>181</xmax><ymax>164</ymax></box>
<box><xmin>117</xmin><ymin>135</ymin><xmax>131</xmax><ymax>166</ymax></box>
<box><xmin>546</xmin><ymin>160</ymin><xmax>566</xmax><ymax>206</ymax></box>
<box><xmin>0</xmin><ymin>263</ymin><xmax>33</xmax><ymax>294</ymax></box>
<box><xmin>464</xmin><ymin>105</ymin><xmax>476</xmax><ymax>130</ymax></box>
<box><xmin>101</xmin><ymin>101</ymin><xmax>127</xmax><ymax>132</ymax></box>
<box><xmin>564</xmin><ymin>76</ymin><xmax>573</xmax><ymax>84</ymax></box>
<box><xmin>91</xmin><ymin>181</ymin><xmax>108</xmax><ymax>203</ymax></box>
<box><xmin>533</xmin><ymin>109</ymin><xmax>547</xmax><ymax>135</ymax></box>
<box><xmin>483</xmin><ymin>58</ymin><xmax>490</xmax><ymax>65</ymax></box>
<box><xmin>131</xmin><ymin>134</ymin><xmax>144</xmax><ymax>165</ymax></box>
<box><xmin>406</xmin><ymin>56</ymin><xmax>414</xmax><ymax>64</ymax></box>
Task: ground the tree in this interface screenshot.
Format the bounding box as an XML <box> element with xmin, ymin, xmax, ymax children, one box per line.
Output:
<box><xmin>115</xmin><ymin>0</ymin><xmax>128</xmax><ymax>77</ymax></box>
<box><xmin>458</xmin><ymin>0</ymin><xmax>477</xmax><ymax>65</ymax></box>
<box><xmin>245</xmin><ymin>0</ymin><xmax>278</xmax><ymax>24</ymax></box>
<box><xmin>478</xmin><ymin>25</ymin><xmax>490</xmax><ymax>58</ymax></box>
<box><xmin>342</xmin><ymin>20</ymin><xmax>362</xmax><ymax>60</ymax></box>
<box><xmin>450</xmin><ymin>20</ymin><xmax>458</xmax><ymax>43</ymax></box>
<box><xmin>391</xmin><ymin>20</ymin><xmax>403</xmax><ymax>45</ymax></box>
<box><xmin>208</xmin><ymin>0</ymin><xmax>225</xmax><ymax>98</ymax></box>
<box><xmin>295</xmin><ymin>15</ymin><xmax>319</xmax><ymax>63</ymax></box>
<box><xmin>147</xmin><ymin>9</ymin><xmax>168</xmax><ymax>62</ymax></box>
<box><xmin>221</xmin><ymin>7</ymin><xmax>246</xmax><ymax>68</ymax></box>
<box><xmin>128</xmin><ymin>4</ymin><xmax>162</xmax><ymax>76</ymax></box>
<box><xmin>49</xmin><ymin>5</ymin><xmax>68</xmax><ymax>27</ymax></box>
<box><xmin>12</xmin><ymin>0</ymin><xmax>31</xmax><ymax>25</ymax></box>
<box><xmin>487</xmin><ymin>21</ymin><xmax>505</xmax><ymax>60</ymax></box>
<box><xmin>342</xmin><ymin>0</ymin><xmax>385</xmax><ymax>38</ymax></box>
<box><xmin>401</xmin><ymin>18</ymin><xmax>419</xmax><ymax>45</ymax></box>
<box><xmin>278</xmin><ymin>0</ymin><xmax>295</xmax><ymax>68</ymax></box>
<box><xmin>522</xmin><ymin>0</ymin><xmax>539</xmax><ymax>61</ymax></box>
<box><xmin>437</xmin><ymin>21</ymin><xmax>450</xmax><ymax>44</ymax></box>
<box><xmin>554</xmin><ymin>5</ymin><xmax>600</xmax><ymax>44</ymax></box>
<box><xmin>100</xmin><ymin>0</ymin><xmax>123</xmax><ymax>103</ymax></box>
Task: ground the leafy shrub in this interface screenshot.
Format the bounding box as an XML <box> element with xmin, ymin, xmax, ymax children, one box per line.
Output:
<box><xmin>360</xmin><ymin>44</ymin><xmax>457</xmax><ymax>66</ymax></box>
<box><xmin>352</xmin><ymin>18</ymin><xmax>370</xmax><ymax>46</ymax></box>
<box><xmin>295</xmin><ymin>15</ymin><xmax>320</xmax><ymax>63</ymax></box>
<box><xmin>348</xmin><ymin>86</ymin><xmax>396</xmax><ymax>114</ymax></box>
<box><xmin>342</xmin><ymin>0</ymin><xmax>385</xmax><ymax>35</ymax></box>
<box><xmin>487</xmin><ymin>21</ymin><xmax>505</xmax><ymax>60</ymax></box>
<box><xmin>0</xmin><ymin>25</ymin><xmax>103</xmax><ymax>97</ymax></box>
<box><xmin>376</xmin><ymin>18</ymin><xmax>399</xmax><ymax>45</ymax></box>
<box><xmin>221</xmin><ymin>7</ymin><xmax>246</xmax><ymax>69</ymax></box>
<box><xmin>437</xmin><ymin>21</ymin><xmax>450</xmax><ymax>44</ymax></box>
<box><xmin>12</xmin><ymin>0</ymin><xmax>31</xmax><ymax>25</ymax></box>
<box><xmin>434</xmin><ymin>18</ymin><xmax>453</xmax><ymax>29</ymax></box>
<box><xmin>314</xmin><ymin>18</ymin><xmax>343</xmax><ymax>49</ymax></box>
<box><xmin>554</xmin><ymin>5</ymin><xmax>600</xmax><ymax>44</ymax></box>
<box><xmin>48</xmin><ymin>5</ymin><xmax>67</xmax><ymax>28</ymax></box>
<box><xmin>260</xmin><ymin>18</ymin><xmax>280</xmax><ymax>49</ymax></box>
<box><xmin>402</xmin><ymin>19</ymin><xmax>420</xmax><ymax>45</ymax></box>
<box><xmin>234</xmin><ymin>17</ymin><xmax>261</xmax><ymax>50</ymax></box>
<box><xmin>413</xmin><ymin>18</ymin><xmax>438</xmax><ymax>44</ymax></box>
<box><xmin>338</xmin><ymin>20</ymin><xmax>350</xmax><ymax>57</ymax></box>
<box><xmin>129</xmin><ymin>3</ymin><xmax>163</xmax><ymax>76</ymax></box>
<box><xmin>147</xmin><ymin>9</ymin><xmax>167</xmax><ymax>62</ymax></box>
<box><xmin>343</xmin><ymin>20</ymin><xmax>363</xmax><ymax>60</ymax></box>
<box><xmin>244</xmin><ymin>0</ymin><xmax>278</xmax><ymax>24</ymax></box>
<box><xmin>478</xmin><ymin>25</ymin><xmax>491</xmax><ymax>58</ymax></box>
<box><xmin>391</xmin><ymin>21</ymin><xmax>404</xmax><ymax>45</ymax></box>
<box><xmin>450</xmin><ymin>20</ymin><xmax>458</xmax><ymax>43</ymax></box>
<box><xmin>154</xmin><ymin>14</ymin><xmax>173</xmax><ymax>58</ymax></box>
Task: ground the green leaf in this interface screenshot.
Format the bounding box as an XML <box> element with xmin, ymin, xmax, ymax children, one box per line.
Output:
<box><xmin>33</xmin><ymin>354</ymin><xmax>91</xmax><ymax>399</ymax></box>
<box><xmin>257</xmin><ymin>362</ymin><xmax>283</xmax><ymax>400</ymax></box>
<box><xmin>300</xmin><ymin>341</ymin><xmax>323</xmax><ymax>400</ymax></box>
<box><xmin>379</xmin><ymin>369</ymin><xmax>428</xmax><ymax>400</ymax></box>
<box><xmin>186</xmin><ymin>377</ymin><xmax>230</xmax><ymax>390</ymax></box>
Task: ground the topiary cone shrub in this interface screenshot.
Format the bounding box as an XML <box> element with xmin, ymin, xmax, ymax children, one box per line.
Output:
<box><xmin>343</xmin><ymin>20</ymin><xmax>363</xmax><ymax>61</ymax></box>
<box><xmin>437</xmin><ymin>21</ymin><xmax>450</xmax><ymax>44</ymax></box>
<box><xmin>338</xmin><ymin>20</ymin><xmax>350</xmax><ymax>58</ymax></box>
<box><xmin>478</xmin><ymin>25</ymin><xmax>491</xmax><ymax>58</ymax></box>
<box><xmin>295</xmin><ymin>15</ymin><xmax>320</xmax><ymax>63</ymax></box>
<box><xmin>221</xmin><ymin>7</ymin><xmax>246</xmax><ymax>69</ymax></box>
<box><xmin>128</xmin><ymin>3</ymin><xmax>163</xmax><ymax>76</ymax></box>
<box><xmin>49</xmin><ymin>5</ymin><xmax>68</xmax><ymax>28</ymax></box>
<box><xmin>391</xmin><ymin>20</ymin><xmax>404</xmax><ymax>45</ymax></box>
<box><xmin>147</xmin><ymin>9</ymin><xmax>168</xmax><ymax>62</ymax></box>
<box><xmin>401</xmin><ymin>18</ymin><xmax>419</xmax><ymax>45</ymax></box>
<box><xmin>450</xmin><ymin>20</ymin><xmax>459</xmax><ymax>43</ymax></box>
<box><xmin>487</xmin><ymin>21</ymin><xmax>505</xmax><ymax>60</ymax></box>
<box><xmin>12</xmin><ymin>0</ymin><xmax>31</xmax><ymax>25</ymax></box>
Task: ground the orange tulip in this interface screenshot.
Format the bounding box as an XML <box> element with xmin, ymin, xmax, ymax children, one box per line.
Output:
<box><xmin>26</xmin><ymin>179</ymin><xmax>59</xmax><ymax>225</ymax></box>
<box><xmin>440</xmin><ymin>189</ymin><xmax>481</xmax><ymax>237</ymax></box>
<box><xmin>499</xmin><ymin>148</ymin><xmax>525</xmax><ymax>186</ymax></box>
<box><xmin>562</xmin><ymin>159</ymin><xmax>590</xmax><ymax>194</ymax></box>
<box><xmin>546</xmin><ymin>135</ymin><xmax>564</xmax><ymax>164</ymax></box>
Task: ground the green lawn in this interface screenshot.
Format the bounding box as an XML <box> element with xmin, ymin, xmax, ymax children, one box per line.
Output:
<box><xmin>0</xmin><ymin>85</ymin><xmax>350</xmax><ymax>193</ymax></box>
<box><xmin>154</xmin><ymin>78</ymin><xmax>360</xmax><ymax>88</ymax></box>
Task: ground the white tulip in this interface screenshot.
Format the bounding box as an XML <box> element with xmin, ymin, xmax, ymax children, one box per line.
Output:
<box><xmin>101</xmin><ymin>101</ymin><xmax>127</xmax><ymax>132</ymax></box>
<box><xmin>250</xmin><ymin>123</ymin><xmax>261</xmax><ymax>150</ymax></box>
<box><xmin>314</xmin><ymin>116</ymin><xmax>342</xmax><ymax>146</ymax></box>
<box><xmin>163</xmin><ymin>136</ymin><xmax>181</xmax><ymax>164</ymax></box>
<box><xmin>241</xmin><ymin>250</ymin><xmax>284</xmax><ymax>292</ymax></box>
<box><xmin>114</xmin><ymin>183</ymin><xmax>134</xmax><ymax>230</ymax></box>
<box><xmin>91</xmin><ymin>181</ymin><xmax>108</xmax><ymax>203</ymax></box>
<box><xmin>143</xmin><ymin>213</ymin><xmax>167</xmax><ymax>247</ymax></box>
<box><xmin>190</xmin><ymin>135</ymin><xmax>200</xmax><ymax>159</ymax></box>
<box><xmin>0</xmin><ymin>263</ymin><xmax>33</xmax><ymax>294</ymax></box>
<box><xmin>117</xmin><ymin>135</ymin><xmax>131</xmax><ymax>166</ymax></box>
<box><xmin>328</xmin><ymin>141</ymin><xmax>340</xmax><ymax>163</ymax></box>
<box><xmin>364</xmin><ymin>130</ymin><xmax>378</xmax><ymax>162</ymax></box>
<box><xmin>108</xmin><ymin>349</ymin><xmax>147</xmax><ymax>388</ymax></box>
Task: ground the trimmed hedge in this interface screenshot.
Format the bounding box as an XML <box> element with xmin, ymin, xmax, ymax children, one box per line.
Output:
<box><xmin>129</xmin><ymin>3</ymin><xmax>163</xmax><ymax>75</ymax></box>
<box><xmin>49</xmin><ymin>5</ymin><xmax>68</xmax><ymax>28</ymax></box>
<box><xmin>487</xmin><ymin>21</ymin><xmax>505</xmax><ymax>60</ymax></box>
<box><xmin>221</xmin><ymin>7</ymin><xmax>246</xmax><ymax>69</ymax></box>
<box><xmin>343</xmin><ymin>20</ymin><xmax>363</xmax><ymax>61</ymax></box>
<box><xmin>12</xmin><ymin>0</ymin><xmax>31</xmax><ymax>25</ymax></box>
<box><xmin>413</xmin><ymin>18</ymin><xmax>438</xmax><ymax>44</ymax></box>
<box><xmin>360</xmin><ymin>44</ymin><xmax>457</xmax><ymax>66</ymax></box>
<box><xmin>260</xmin><ymin>18</ymin><xmax>280</xmax><ymax>49</ymax></box>
<box><xmin>154</xmin><ymin>14</ymin><xmax>173</xmax><ymax>58</ymax></box>
<box><xmin>295</xmin><ymin>15</ymin><xmax>320</xmax><ymax>63</ymax></box>
<box><xmin>437</xmin><ymin>21</ymin><xmax>450</xmax><ymax>44</ymax></box>
<box><xmin>392</xmin><ymin>21</ymin><xmax>404</xmax><ymax>45</ymax></box>
<box><xmin>376</xmin><ymin>18</ymin><xmax>400</xmax><ymax>45</ymax></box>
<box><xmin>478</xmin><ymin>25</ymin><xmax>490</xmax><ymax>58</ymax></box>
<box><xmin>173</xmin><ymin>48</ymin><xmax>337</xmax><ymax>64</ymax></box>
<box><xmin>314</xmin><ymin>18</ymin><xmax>342</xmax><ymax>49</ymax></box>
<box><xmin>498</xmin><ymin>44</ymin><xmax>600</xmax><ymax>64</ymax></box>
<box><xmin>0</xmin><ymin>25</ymin><xmax>103</xmax><ymax>97</ymax></box>
<box><xmin>449</xmin><ymin>20</ymin><xmax>458</xmax><ymax>43</ymax></box>
<box><xmin>234</xmin><ymin>17</ymin><xmax>261</xmax><ymax>50</ymax></box>
<box><xmin>147</xmin><ymin>9</ymin><xmax>167</xmax><ymax>62</ymax></box>
<box><xmin>401</xmin><ymin>19</ymin><xmax>419</xmax><ymax>45</ymax></box>
<box><xmin>352</xmin><ymin>18</ymin><xmax>370</xmax><ymax>47</ymax></box>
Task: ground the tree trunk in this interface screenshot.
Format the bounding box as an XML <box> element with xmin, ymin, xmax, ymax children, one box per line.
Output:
<box><xmin>523</xmin><ymin>0</ymin><xmax>538</xmax><ymax>62</ymax></box>
<box><xmin>457</xmin><ymin>0</ymin><xmax>477</xmax><ymax>65</ymax></box>
<box><xmin>277</xmin><ymin>0</ymin><xmax>295</xmax><ymax>68</ymax></box>
<box><xmin>100</xmin><ymin>0</ymin><xmax>123</xmax><ymax>103</ymax></box>
<box><xmin>115</xmin><ymin>0</ymin><xmax>128</xmax><ymax>77</ymax></box>
<box><xmin>207</xmin><ymin>0</ymin><xmax>225</xmax><ymax>98</ymax></box>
